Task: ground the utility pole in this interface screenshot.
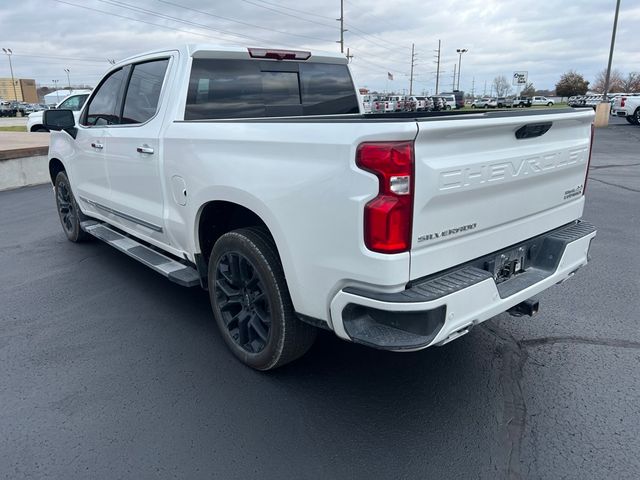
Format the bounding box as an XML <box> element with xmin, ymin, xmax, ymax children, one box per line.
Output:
<box><xmin>483</xmin><ymin>80</ymin><xmax>487</xmax><ymax>96</ymax></box>
<box><xmin>434</xmin><ymin>40</ymin><xmax>441</xmax><ymax>95</ymax></box>
<box><xmin>2</xmin><ymin>48</ymin><xmax>18</xmax><ymax>102</ymax></box>
<box><xmin>336</xmin><ymin>0</ymin><xmax>345</xmax><ymax>54</ymax></box>
<box><xmin>409</xmin><ymin>43</ymin><xmax>416</xmax><ymax>95</ymax></box>
<box><xmin>64</xmin><ymin>68</ymin><xmax>71</xmax><ymax>91</ymax></box>
<box><xmin>345</xmin><ymin>47</ymin><xmax>353</xmax><ymax>63</ymax></box>
<box><xmin>471</xmin><ymin>77</ymin><xmax>475</xmax><ymax>98</ymax></box>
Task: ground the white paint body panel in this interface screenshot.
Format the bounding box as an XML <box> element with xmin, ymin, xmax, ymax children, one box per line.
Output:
<box><xmin>48</xmin><ymin>44</ymin><xmax>596</xmax><ymax>341</ymax></box>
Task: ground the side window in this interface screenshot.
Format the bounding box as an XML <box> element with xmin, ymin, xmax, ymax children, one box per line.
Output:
<box><xmin>58</xmin><ymin>94</ymin><xmax>88</xmax><ymax>111</ymax></box>
<box><xmin>84</xmin><ymin>68</ymin><xmax>125</xmax><ymax>126</ymax></box>
<box><xmin>121</xmin><ymin>59</ymin><xmax>169</xmax><ymax>125</ymax></box>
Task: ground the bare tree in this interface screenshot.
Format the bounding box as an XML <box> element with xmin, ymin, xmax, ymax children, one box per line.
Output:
<box><xmin>521</xmin><ymin>82</ymin><xmax>535</xmax><ymax>96</ymax></box>
<box><xmin>592</xmin><ymin>68</ymin><xmax>624</xmax><ymax>93</ymax></box>
<box><xmin>492</xmin><ymin>75</ymin><xmax>512</xmax><ymax>96</ymax></box>
<box><xmin>621</xmin><ymin>72</ymin><xmax>640</xmax><ymax>92</ymax></box>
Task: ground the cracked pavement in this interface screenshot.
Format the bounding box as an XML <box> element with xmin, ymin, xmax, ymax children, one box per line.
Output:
<box><xmin>0</xmin><ymin>117</ymin><xmax>638</xmax><ymax>479</ymax></box>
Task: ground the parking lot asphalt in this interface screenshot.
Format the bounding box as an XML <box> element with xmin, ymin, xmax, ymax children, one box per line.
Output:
<box><xmin>1</xmin><ymin>116</ymin><xmax>638</xmax><ymax>480</ymax></box>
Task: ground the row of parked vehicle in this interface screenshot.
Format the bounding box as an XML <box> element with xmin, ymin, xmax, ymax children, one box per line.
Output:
<box><xmin>470</xmin><ymin>96</ymin><xmax>555</xmax><ymax>109</ymax></box>
<box><xmin>568</xmin><ymin>92</ymin><xmax>640</xmax><ymax>111</ymax></box>
<box><xmin>0</xmin><ymin>100</ymin><xmax>49</xmax><ymax>117</ymax></box>
<box><xmin>362</xmin><ymin>94</ymin><xmax>462</xmax><ymax>113</ymax></box>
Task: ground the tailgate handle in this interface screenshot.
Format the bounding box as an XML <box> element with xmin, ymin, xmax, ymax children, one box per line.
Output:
<box><xmin>515</xmin><ymin>122</ymin><xmax>552</xmax><ymax>139</ymax></box>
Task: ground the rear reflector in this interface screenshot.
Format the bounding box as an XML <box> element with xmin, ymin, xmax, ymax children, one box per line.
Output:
<box><xmin>248</xmin><ymin>48</ymin><xmax>311</xmax><ymax>60</ymax></box>
<box><xmin>621</xmin><ymin>97</ymin><xmax>626</xmax><ymax>107</ymax></box>
<box><xmin>356</xmin><ymin>142</ymin><xmax>414</xmax><ymax>254</ymax></box>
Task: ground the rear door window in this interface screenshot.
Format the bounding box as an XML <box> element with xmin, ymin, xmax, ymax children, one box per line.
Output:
<box><xmin>185</xmin><ymin>59</ymin><xmax>359</xmax><ymax>119</ymax></box>
<box><xmin>121</xmin><ymin>59</ymin><xmax>169</xmax><ymax>125</ymax></box>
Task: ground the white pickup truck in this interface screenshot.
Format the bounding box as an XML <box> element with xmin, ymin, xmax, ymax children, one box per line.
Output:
<box><xmin>43</xmin><ymin>45</ymin><xmax>596</xmax><ymax>370</ymax></box>
<box><xmin>611</xmin><ymin>94</ymin><xmax>640</xmax><ymax>125</ymax></box>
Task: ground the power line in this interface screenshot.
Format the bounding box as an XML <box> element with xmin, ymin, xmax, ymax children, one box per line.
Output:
<box><xmin>94</xmin><ymin>0</ymin><xmax>278</xmax><ymax>45</ymax></box>
<box><xmin>51</xmin><ymin>0</ymin><xmax>268</xmax><ymax>46</ymax></box>
<box><xmin>247</xmin><ymin>0</ymin><xmax>336</xmax><ymax>21</ymax></box>
<box><xmin>155</xmin><ymin>0</ymin><xmax>333</xmax><ymax>43</ymax></box>
<box><xmin>239</xmin><ymin>0</ymin><xmax>336</xmax><ymax>29</ymax></box>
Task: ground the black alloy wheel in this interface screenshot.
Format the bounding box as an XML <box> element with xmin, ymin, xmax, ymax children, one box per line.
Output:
<box><xmin>215</xmin><ymin>252</ymin><xmax>271</xmax><ymax>354</ymax></box>
<box><xmin>208</xmin><ymin>228</ymin><xmax>316</xmax><ymax>370</ymax></box>
<box><xmin>54</xmin><ymin>171</ymin><xmax>90</xmax><ymax>242</ymax></box>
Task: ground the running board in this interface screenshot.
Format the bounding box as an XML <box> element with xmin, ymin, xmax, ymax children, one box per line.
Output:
<box><xmin>81</xmin><ymin>221</ymin><xmax>201</xmax><ymax>287</ymax></box>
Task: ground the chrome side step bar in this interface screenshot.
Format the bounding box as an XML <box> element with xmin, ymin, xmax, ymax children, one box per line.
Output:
<box><xmin>81</xmin><ymin>221</ymin><xmax>201</xmax><ymax>287</ymax></box>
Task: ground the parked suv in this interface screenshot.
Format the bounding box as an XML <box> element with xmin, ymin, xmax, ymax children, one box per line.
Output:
<box><xmin>471</xmin><ymin>97</ymin><xmax>490</xmax><ymax>108</ymax></box>
<box><xmin>513</xmin><ymin>96</ymin><xmax>532</xmax><ymax>107</ymax></box>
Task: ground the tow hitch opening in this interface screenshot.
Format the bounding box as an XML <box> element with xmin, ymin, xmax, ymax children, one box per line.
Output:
<box><xmin>508</xmin><ymin>298</ymin><xmax>539</xmax><ymax>317</ymax></box>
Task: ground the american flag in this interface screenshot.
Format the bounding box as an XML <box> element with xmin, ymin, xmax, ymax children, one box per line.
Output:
<box><xmin>387</xmin><ymin>72</ymin><xmax>394</xmax><ymax>81</ymax></box>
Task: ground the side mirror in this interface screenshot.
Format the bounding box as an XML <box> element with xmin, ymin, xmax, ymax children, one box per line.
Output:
<box><xmin>43</xmin><ymin>109</ymin><xmax>77</xmax><ymax>138</ymax></box>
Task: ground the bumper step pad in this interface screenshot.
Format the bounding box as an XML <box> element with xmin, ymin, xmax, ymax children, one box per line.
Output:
<box><xmin>81</xmin><ymin>221</ymin><xmax>201</xmax><ymax>287</ymax></box>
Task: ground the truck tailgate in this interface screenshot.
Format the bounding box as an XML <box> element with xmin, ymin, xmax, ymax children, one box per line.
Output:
<box><xmin>410</xmin><ymin>109</ymin><xmax>594</xmax><ymax>281</ymax></box>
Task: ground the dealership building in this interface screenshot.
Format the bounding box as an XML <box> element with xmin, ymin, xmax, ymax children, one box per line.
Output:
<box><xmin>0</xmin><ymin>78</ymin><xmax>38</xmax><ymax>103</ymax></box>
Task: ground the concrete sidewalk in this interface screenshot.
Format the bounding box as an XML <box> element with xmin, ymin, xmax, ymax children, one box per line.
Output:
<box><xmin>0</xmin><ymin>131</ymin><xmax>49</xmax><ymax>159</ymax></box>
<box><xmin>0</xmin><ymin>132</ymin><xmax>50</xmax><ymax>190</ymax></box>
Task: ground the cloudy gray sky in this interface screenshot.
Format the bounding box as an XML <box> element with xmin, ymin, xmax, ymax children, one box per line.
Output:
<box><xmin>1</xmin><ymin>0</ymin><xmax>639</xmax><ymax>95</ymax></box>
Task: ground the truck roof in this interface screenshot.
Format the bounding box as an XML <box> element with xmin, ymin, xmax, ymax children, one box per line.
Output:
<box><xmin>116</xmin><ymin>44</ymin><xmax>348</xmax><ymax>67</ymax></box>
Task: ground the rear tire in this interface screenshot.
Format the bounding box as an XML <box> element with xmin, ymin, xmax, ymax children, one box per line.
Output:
<box><xmin>625</xmin><ymin>116</ymin><xmax>637</xmax><ymax>125</ymax></box>
<box><xmin>54</xmin><ymin>171</ymin><xmax>91</xmax><ymax>242</ymax></box>
<box><xmin>208</xmin><ymin>227</ymin><xmax>316</xmax><ymax>370</ymax></box>
<box><xmin>635</xmin><ymin>108</ymin><xmax>640</xmax><ymax>125</ymax></box>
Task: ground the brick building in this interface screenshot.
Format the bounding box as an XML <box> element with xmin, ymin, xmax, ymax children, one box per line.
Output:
<box><xmin>0</xmin><ymin>78</ymin><xmax>38</xmax><ymax>103</ymax></box>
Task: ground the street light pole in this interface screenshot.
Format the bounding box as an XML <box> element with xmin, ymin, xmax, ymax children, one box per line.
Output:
<box><xmin>64</xmin><ymin>68</ymin><xmax>71</xmax><ymax>91</ymax></box>
<box><xmin>602</xmin><ymin>0</ymin><xmax>621</xmax><ymax>102</ymax></box>
<box><xmin>52</xmin><ymin>79</ymin><xmax>60</xmax><ymax>104</ymax></box>
<box><xmin>2</xmin><ymin>48</ymin><xmax>19</xmax><ymax>102</ymax></box>
<box><xmin>456</xmin><ymin>48</ymin><xmax>468</xmax><ymax>91</ymax></box>
<box><xmin>595</xmin><ymin>0</ymin><xmax>621</xmax><ymax>127</ymax></box>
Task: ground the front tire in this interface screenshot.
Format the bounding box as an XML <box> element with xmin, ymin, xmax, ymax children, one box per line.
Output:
<box><xmin>635</xmin><ymin>108</ymin><xmax>640</xmax><ymax>125</ymax></box>
<box><xmin>208</xmin><ymin>227</ymin><xmax>316</xmax><ymax>370</ymax></box>
<box><xmin>54</xmin><ymin>171</ymin><xmax>91</xmax><ymax>242</ymax></box>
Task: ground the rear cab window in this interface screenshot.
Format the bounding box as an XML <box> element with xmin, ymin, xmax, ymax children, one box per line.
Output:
<box><xmin>185</xmin><ymin>59</ymin><xmax>359</xmax><ymax>120</ymax></box>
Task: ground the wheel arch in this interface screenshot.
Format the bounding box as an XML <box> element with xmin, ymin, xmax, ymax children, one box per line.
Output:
<box><xmin>195</xmin><ymin>199</ymin><xmax>286</xmax><ymax>269</ymax></box>
<box><xmin>48</xmin><ymin>158</ymin><xmax>66</xmax><ymax>184</ymax></box>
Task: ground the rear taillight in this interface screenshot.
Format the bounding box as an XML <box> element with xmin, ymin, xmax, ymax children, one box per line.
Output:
<box><xmin>583</xmin><ymin>123</ymin><xmax>595</xmax><ymax>195</ymax></box>
<box><xmin>621</xmin><ymin>97</ymin><xmax>626</xmax><ymax>107</ymax></box>
<box><xmin>356</xmin><ymin>142</ymin><xmax>414</xmax><ymax>254</ymax></box>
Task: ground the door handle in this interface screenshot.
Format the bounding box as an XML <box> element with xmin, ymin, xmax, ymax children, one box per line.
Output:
<box><xmin>137</xmin><ymin>145</ymin><xmax>154</xmax><ymax>155</ymax></box>
<box><xmin>91</xmin><ymin>142</ymin><xmax>103</xmax><ymax>149</ymax></box>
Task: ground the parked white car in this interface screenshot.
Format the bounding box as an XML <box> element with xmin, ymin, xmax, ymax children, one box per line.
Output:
<box><xmin>43</xmin><ymin>44</ymin><xmax>596</xmax><ymax>370</ymax></box>
<box><xmin>531</xmin><ymin>96</ymin><xmax>554</xmax><ymax>107</ymax></box>
<box><xmin>27</xmin><ymin>91</ymin><xmax>91</xmax><ymax>132</ymax></box>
